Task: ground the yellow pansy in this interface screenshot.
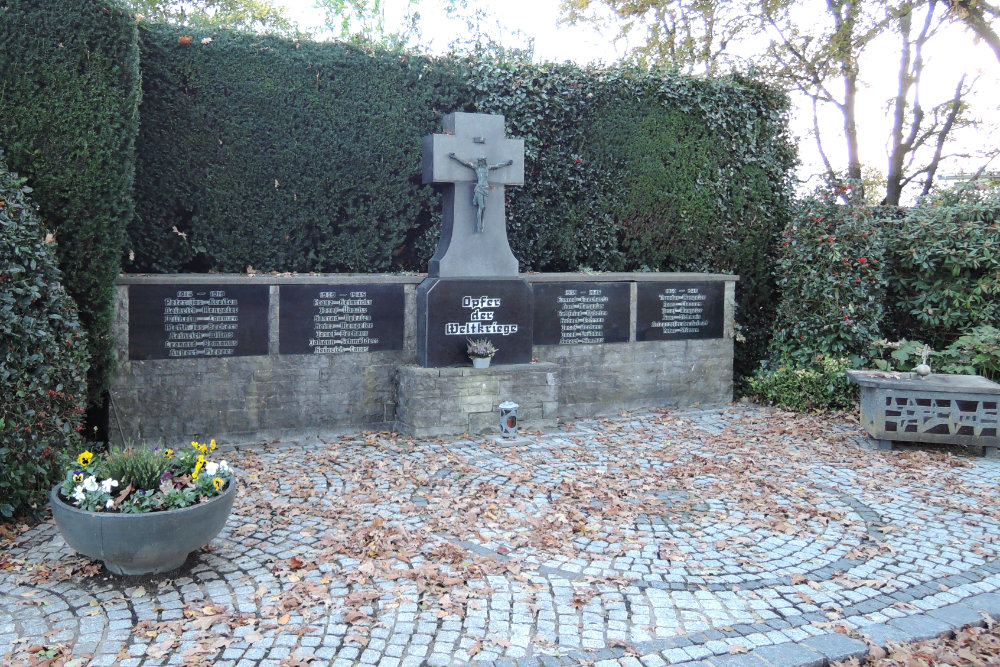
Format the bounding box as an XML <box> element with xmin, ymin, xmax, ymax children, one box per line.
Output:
<box><xmin>72</xmin><ymin>473</ymin><xmax>84</xmax><ymax>483</ymax></box>
<box><xmin>77</xmin><ymin>451</ymin><xmax>93</xmax><ymax>467</ymax></box>
<box><xmin>213</xmin><ymin>477</ymin><xmax>223</xmax><ymax>491</ymax></box>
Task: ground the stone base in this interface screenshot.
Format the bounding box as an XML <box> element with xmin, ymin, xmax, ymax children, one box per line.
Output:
<box><xmin>395</xmin><ymin>362</ymin><xmax>558</xmax><ymax>437</ymax></box>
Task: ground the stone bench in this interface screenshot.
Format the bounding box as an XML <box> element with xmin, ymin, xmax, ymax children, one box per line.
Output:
<box><xmin>847</xmin><ymin>370</ymin><xmax>1000</xmax><ymax>455</ymax></box>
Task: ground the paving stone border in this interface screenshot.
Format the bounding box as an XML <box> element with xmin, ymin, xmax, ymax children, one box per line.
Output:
<box><xmin>2</xmin><ymin>405</ymin><xmax>999</xmax><ymax>666</ymax></box>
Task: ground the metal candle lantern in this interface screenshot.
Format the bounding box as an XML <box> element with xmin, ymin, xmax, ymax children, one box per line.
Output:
<box><xmin>499</xmin><ymin>401</ymin><xmax>519</xmax><ymax>437</ymax></box>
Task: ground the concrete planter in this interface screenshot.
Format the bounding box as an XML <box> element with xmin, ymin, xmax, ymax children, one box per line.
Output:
<box><xmin>49</xmin><ymin>480</ymin><xmax>236</xmax><ymax>575</ymax></box>
<box><xmin>471</xmin><ymin>356</ymin><xmax>492</xmax><ymax>369</ymax></box>
<box><xmin>847</xmin><ymin>370</ymin><xmax>1000</xmax><ymax>454</ymax></box>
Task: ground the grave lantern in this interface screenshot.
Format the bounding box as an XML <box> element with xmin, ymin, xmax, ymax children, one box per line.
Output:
<box><xmin>499</xmin><ymin>401</ymin><xmax>519</xmax><ymax>437</ymax></box>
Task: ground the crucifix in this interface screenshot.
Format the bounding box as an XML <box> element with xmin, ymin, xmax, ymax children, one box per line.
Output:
<box><xmin>447</xmin><ymin>153</ymin><xmax>514</xmax><ymax>233</ymax></box>
<box><xmin>422</xmin><ymin>112</ymin><xmax>525</xmax><ymax>278</ymax></box>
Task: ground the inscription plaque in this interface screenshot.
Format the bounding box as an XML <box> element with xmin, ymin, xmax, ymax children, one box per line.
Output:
<box><xmin>279</xmin><ymin>284</ymin><xmax>404</xmax><ymax>355</ymax></box>
<box><xmin>417</xmin><ymin>278</ymin><xmax>533</xmax><ymax>366</ymax></box>
<box><xmin>128</xmin><ymin>284</ymin><xmax>269</xmax><ymax>360</ymax></box>
<box><xmin>533</xmin><ymin>282</ymin><xmax>629</xmax><ymax>346</ymax></box>
<box><xmin>636</xmin><ymin>282</ymin><xmax>724</xmax><ymax>341</ymax></box>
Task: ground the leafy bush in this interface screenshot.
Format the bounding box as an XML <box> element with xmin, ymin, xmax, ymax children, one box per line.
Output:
<box><xmin>871</xmin><ymin>325</ymin><xmax>1000</xmax><ymax>381</ymax></box>
<box><xmin>766</xmin><ymin>183</ymin><xmax>888</xmax><ymax>368</ymax></box>
<box><xmin>886</xmin><ymin>186</ymin><xmax>1000</xmax><ymax>348</ymax></box>
<box><xmin>746</xmin><ymin>356</ymin><xmax>857</xmax><ymax>412</ymax></box>
<box><xmin>0</xmin><ymin>0</ymin><xmax>141</xmax><ymax>408</ymax></box>
<box><xmin>0</xmin><ymin>157</ymin><xmax>90</xmax><ymax>518</ymax></box>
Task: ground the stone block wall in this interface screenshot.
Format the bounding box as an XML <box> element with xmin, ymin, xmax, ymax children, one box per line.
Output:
<box><xmin>396</xmin><ymin>363</ymin><xmax>559</xmax><ymax>437</ymax></box>
<box><xmin>109</xmin><ymin>273</ymin><xmax>736</xmax><ymax>444</ymax></box>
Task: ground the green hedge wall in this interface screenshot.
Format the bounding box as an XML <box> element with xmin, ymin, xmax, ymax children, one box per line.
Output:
<box><xmin>129</xmin><ymin>31</ymin><xmax>794</xmax><ymax>378</ymax></box>
<box><xmin>467</xmin><ymin>61</ymin><xmax>795</xmax><ymax>376</ymax></box>
<box><xmin>129</xmin><ymin>27</ymin><xmax>473</xmax><ymax>274</ymax></box>
<box><xmin>1</xmin><ymin>8</ymin><xmax>795</xmax><ymax>392</ymax></box>
<box><xmin>0</xmin><ymin>0</ymin><xmax>141</xmax><ymax>406</ymax></box>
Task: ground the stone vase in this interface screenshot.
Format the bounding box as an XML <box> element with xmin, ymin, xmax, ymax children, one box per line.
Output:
<box><xmin>471</xmin><ymin>356</ymin><xmax>492</xmax><ymax>369</ymax></box>
<box><xmin>49</xmin><ymin>480</ymin><xmax>236</xmax><ymax>575</ymax></box>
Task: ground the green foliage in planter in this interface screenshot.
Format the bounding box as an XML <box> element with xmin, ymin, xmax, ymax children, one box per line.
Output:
<box><xmin>746</xmin><ymin>356</ymin><xmax>857</xmax><ymax>412</ymax></box>
<box><xmin>0</xmin><ymin>0</ymin><xmax>141</xmax><ymax>407</ymax></box>
<box><xmin>0</xmin><ymin>157</ymin><xmax>90</xmax><ymax>519</ymax></box>
<box><xmin>766</xmin><ymin>183</ymin><xmax>888</xmax><ymax>369</ymax></box>
<box><xmin>886</xmin><ymin>186</ymin><xmax>1000</xmax><ymax>349</ymax></box>
<box><xmin>99</xmin><ymin>445</ymin><xmax>171</xmax><ymax>492</ymax></box>
<box><xmin>870</xmin><ymin>325</ymin><xmax>1000</xmax><ymax>381</ymax></box>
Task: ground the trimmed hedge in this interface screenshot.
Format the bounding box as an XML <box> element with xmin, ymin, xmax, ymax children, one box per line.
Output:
<box><xmin>468</xmin><ymin>60</ymin><xmax>795</xmax><ymax>376</ymax></box>
<box><xmin>2</xmin><ymin>8</ymin><xmax>796</xmax><ymax>394</ymax></box>
<box><xmin>129</xmin><ymin>27</ymin><xmax>473</xmax><ymax>274</ymax></box>
<box><xmin>129</xmin><ymin>32</ymin><xmax>795</xmax><ymax>378</ymax></box>
<box><xmin>1</xmin><ymin>156</ymin><xmax>90</xmax><ymax>518</ymax></box>
<box><xmin>0</xmin><ymin>0</ymin><xmax>141</xmax><ymax>406</ymax></box>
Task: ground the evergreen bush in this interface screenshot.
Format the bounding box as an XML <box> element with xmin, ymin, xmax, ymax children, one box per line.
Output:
<box><xmin>749</xmin><ymin>183</ymin><xmax>886</xmax><ymax>410</ymax></box>
<box><xmin>886</xmin><ymin>186</ymin><xmax>1000</xmax><ymax>348</ymax></box>
<box><xmin>0</xmin><ymin>0</ymin><xmax>141</xmax><ymax>408</ymax></box>
<box><xmin>0</xmin><ymin>157</ymin><xmax>90</xmax><ymax>518</ymax></box>
<box><xmin>766</xmin><ymin>183</ymin><xmax>888</xmax><ymax>367</ymax></box>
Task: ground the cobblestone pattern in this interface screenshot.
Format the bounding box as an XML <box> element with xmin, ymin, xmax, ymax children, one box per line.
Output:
<box><xmin>3</xmin><ymin>406</ymin><xmax>999</xmax><ymax>667</ymax></box>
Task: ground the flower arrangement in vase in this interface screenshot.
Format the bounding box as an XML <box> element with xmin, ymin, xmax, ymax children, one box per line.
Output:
<box><xmin>467</xmin><ymin>338</ymin><xmax>498</xmax><ymax>368</ymax></box>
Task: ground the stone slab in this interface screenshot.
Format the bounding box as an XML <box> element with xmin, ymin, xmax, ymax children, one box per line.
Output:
<box><xmin>416</xmin><ymin>277</ymin><xmax>533</xmax><ymax>367</ymax></box>
<box><xmin>636</xmin><ymin>282</ymin><xmax>724</xmax><ymax>342</ymax></box>
<box><xmin>799</xmin><ymin>633</ymin><xmax>868</xmax><ymax>662</ymax></box>
<box><xmin>748</xmin><ymin>642</ymin><xmax>824</xmax><ymax>667</ymax></box>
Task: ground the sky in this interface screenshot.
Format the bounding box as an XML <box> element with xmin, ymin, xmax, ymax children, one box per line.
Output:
<box><xmin>274</xmin><ymin>0</ymin><xmax>627</xmax><ymax>63</ymax></box>
<box><xmin>272</xmin><ymin>0</ymin><xmax>1000</xmax><ymax>195</ymax></box>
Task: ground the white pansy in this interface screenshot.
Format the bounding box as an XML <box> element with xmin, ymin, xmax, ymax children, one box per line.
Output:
<box><xmin>204</xmin><ymin>462</ymin><xmax>219</xmax><ymax>476</ymax></box>
<box><xmin>100</xmin><ymin>478</ymin><xmax>119</xmax><ymax>494</ymax></box>
<box><xmin>218</xmin><ymin>461</ymin><xmax>230</xmax><ymax>473</ymax></box>
<box><xmin>105</xmin><ymin>499</ymin><xmax>115</xmax><ymax>509</ymax></box>
<box><xmin>72</xmin><ymin>486</ymin><xmax>86</xmax><ymax>503</ymax></box>
<box><xmin>82</xmin><ymin>476</ymin><xmax>99</xmax><ymax>492</ymax></box>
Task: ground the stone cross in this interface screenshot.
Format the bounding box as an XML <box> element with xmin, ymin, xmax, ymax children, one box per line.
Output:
<box><xmin>422</xmin><ymin>112</ymin><xmax>524</xmax><ymax>277</ymax></box>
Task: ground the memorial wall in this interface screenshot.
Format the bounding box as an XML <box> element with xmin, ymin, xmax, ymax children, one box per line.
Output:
<box><xmin>110</xmin><ymin>272</ymin><xmax>736</xmax><ymax>441</ymax></box>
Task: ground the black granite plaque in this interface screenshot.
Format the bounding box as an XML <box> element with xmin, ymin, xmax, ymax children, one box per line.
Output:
<box><xmin>418</xmin><ymin>278</ymin><xmax>533</xmax><ymax>366</ymax></box>
<box><xmin>636</xmin><ymin>282</ymin><xmax>724</xmax><ymax>341</ymax></box>
<box><xmin>278</xmin><ymin>284</ymin><xmax>404</xmax><ymax>355</ymax></box>
<box><xmin>532</xmin><ymin>282</ymin><xmax>630</xmax><ymax>346</ymax></box>
<box><xmin>128</xmin><ymin>284</ymin><xmax>269</xmax><ymax>360</ymax></box>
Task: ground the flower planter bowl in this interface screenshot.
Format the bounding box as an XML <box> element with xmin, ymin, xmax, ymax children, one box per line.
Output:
<box><xmin>471</xmin><ymin>357</ymin><xmax>492</xmax><ymax>369</ymax></box>
<box><xmin>49</xmin><ymin>480</ymin><xmax>237</xmax><ymax>575</ymax></box>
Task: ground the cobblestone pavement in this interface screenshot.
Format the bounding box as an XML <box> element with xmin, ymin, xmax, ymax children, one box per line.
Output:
<box><xmin>3</xmin><ymin>405</ymin><xmax>1000</xmax><ymax>667</ymax></box>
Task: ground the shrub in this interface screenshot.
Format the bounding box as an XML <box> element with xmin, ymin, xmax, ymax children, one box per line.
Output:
<box><xmin>766</xmin><ymin>183</ymin><xmax>888</xmax><ymax>368</ymax></box>
<box><xmin>746</xmin><ymin>356</ymin><xmax>857</xmax><ymax>412</ymax></box>
<box><xmin>0</xmin><ymin>0</ymin><xmax>141</xmax><ymax>408</ymax></box>
<box><xmin>871</xmin><ymin>325</ymin><xmax>1000</xmax><ymax>381</ymax></box>
<box><xmin>886</xmin><ymin>186</ymin><xmax>1000</xmax><ymax>348</ymax></box>
<box><xmin>0</xmin><ymin>157</ymin><xmax>90</xmax><ymax>518</ymax></box>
